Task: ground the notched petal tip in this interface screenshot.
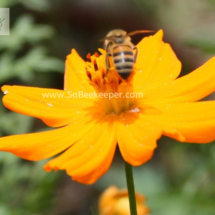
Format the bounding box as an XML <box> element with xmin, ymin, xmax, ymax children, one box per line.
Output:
<box><xmin>137</xmin><ymin>29</ymin><xmax>163</xmax><ymax>47</ymax></box>
<box><xmin>43</xmin><ymin>163</ymin><xmax>58</xmax><ymax>172</ymax></box>
<box><xmin>67</xmin><ymin>48</ymin><xmax>77</xmax><ymax>56</ymax></box>
<box><xmin>162</xmin><ymin>126</ymin><xmax>186</xmax><ymax>142</ymax></box>
<box><xmin>70</xmin><ymin>48</ymin><xmax>78</xmax><ymax>56</ymax></box>
<box><xmin>155</xmin><ymin>29</ymin><xmax>164</xmax><ymax>39</ymax></box>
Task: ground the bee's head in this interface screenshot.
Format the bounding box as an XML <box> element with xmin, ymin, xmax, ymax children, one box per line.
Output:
<box><xmin>100</xmin><ymin>29</ymin><xmax>128</xmax><ymax>44</ymax></box>
<box><xmin>99</xmin><ymin>29</ymin><xmax>154</xmax><ymax>45</ymax></box>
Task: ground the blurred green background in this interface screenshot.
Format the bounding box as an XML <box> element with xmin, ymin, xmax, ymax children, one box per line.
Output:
<box><xmin>0</xmin><ymin>0</ymin><xmax>215</xmax><ymax>214</ymax></box>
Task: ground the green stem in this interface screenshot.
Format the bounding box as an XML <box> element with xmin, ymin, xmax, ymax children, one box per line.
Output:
<box><xmin>125</xmin><ymin>161</ymin><xmax>137</xmax><ymax>215</ymax></box>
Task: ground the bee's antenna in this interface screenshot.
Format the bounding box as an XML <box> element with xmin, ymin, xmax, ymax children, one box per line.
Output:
<box><xmin>127</xmin><ymin>30</ymin><xmax>154</xmax><ymax>36</ymax></box>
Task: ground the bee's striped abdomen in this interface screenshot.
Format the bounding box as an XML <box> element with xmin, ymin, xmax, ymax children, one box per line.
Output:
<box><xmin>113</xmin><ymin>45</ymin><xmax>134</xmax><ymax>79</ymax></box>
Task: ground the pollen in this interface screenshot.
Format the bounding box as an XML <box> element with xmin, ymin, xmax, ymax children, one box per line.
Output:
<box><xmin>85</xmin><ymin>52</ymin><xmax>136</xmax><ymax>115</ymax></box>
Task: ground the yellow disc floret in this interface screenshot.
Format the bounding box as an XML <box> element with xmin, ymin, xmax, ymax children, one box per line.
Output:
<box><xmin>86</xmin><ymin>51</ymin><xmax>135</xmax><ymax>115</ymax></box>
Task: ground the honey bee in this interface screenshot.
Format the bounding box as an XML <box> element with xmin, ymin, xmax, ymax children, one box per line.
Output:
<box><xmin>100</xmin><ymin>29</ymin><xmax>152</xmax><ymax>79</ymax></box>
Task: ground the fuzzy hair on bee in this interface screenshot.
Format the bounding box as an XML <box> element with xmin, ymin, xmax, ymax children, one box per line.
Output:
<box><xmin>100</xmin><ymin>29</ymin><xmax>153</xmax><ymax>79</ymax></box>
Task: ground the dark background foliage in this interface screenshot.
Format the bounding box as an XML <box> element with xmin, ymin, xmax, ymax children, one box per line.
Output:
<box><xmin>0</xmin><ymin>0</ymin><xmax>215</xmax><ymax>214</ymax></box>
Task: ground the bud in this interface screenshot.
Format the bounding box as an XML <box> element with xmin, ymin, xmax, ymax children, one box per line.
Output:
<box><xmin>99</xmin><ymin>186</ymin><xmax>150</xmax><ymax>215</ymax></box>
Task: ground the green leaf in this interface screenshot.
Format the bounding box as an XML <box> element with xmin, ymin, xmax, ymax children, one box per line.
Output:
<box><xmin>0</xmin><ymin>15</ymin><xmax>54</xmax><ymax>52</ymax></box>
<box><xmin>18</xmin><ymin>0</ymin><xmax>51</xmax><ymax>12</ymax></box>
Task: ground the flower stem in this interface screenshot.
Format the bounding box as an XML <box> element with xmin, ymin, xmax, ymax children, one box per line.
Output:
<box><xmin>124</xmin><ymin>161</ymin><xmax>137</xmax><ymax>215</ymax></box>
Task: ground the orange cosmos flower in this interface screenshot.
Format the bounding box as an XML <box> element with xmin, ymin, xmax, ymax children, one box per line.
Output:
<box><xmin>1</xmin><ymin>30</ymin><xmax>215</xmax><ymax>184</ymax></box>
<box><xmin>99</xmin><ymin>186</ymin><xmax>150</xmax><ymax>215</ymax></box>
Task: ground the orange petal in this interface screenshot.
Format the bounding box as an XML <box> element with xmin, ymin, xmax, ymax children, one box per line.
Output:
<box><xmin>64</xmin><ymin>49</ymin><xmax>94</xmax><ymax>93</ymax></box>
<box><xmin>44</xmin><ymin>115</ymin><xmax>117</xmax><ymax>184</ymax></box>
<box><xmin>2</xmin><ymin>85</ymin><xmax>96</xmax><ymax>127</ymax></box>
<box><xmin>148</xmin><ymin>101</ymin><xmax>215</xmax><ymax>143</ymax></box>
<box><xmin>0</xmin><ymin>115</ymin><xmax>97</xmax><ymax>161</ymax></box>
<box><xmin>143</xmin><ymin>56</ymin><xmax>215</xmax><ymax>104</ymax></box>
<box><xmin>133</xmin><ymin>30</ymin><xmax>181</xmax><ymax>93</ymax></box>
<box><xmin>117</xmin><ymin>112</ymin><xmax>162</xmax><ymax>166</ymax></box>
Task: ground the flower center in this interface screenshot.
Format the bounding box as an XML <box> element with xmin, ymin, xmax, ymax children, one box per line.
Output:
<box><xmin>86</xmin><ymin>52</ymin><xmax>135</xmax><ymax>115</ymax></box>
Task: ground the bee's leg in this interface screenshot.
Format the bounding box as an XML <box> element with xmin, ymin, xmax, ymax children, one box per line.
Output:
<box><xmin>133</xmin><ymin>47</ymin><xmax>138</xmax><ymax>63</ymax></box>
<box><xmin>106</xmin><ymin>53</ymin><xmax>111</xmax><ymax>71</ymax></box>
<box><xmin>105</xmin><ymin>42</ymin><xmax>112</xmax><ymax>72</ymax></box>
<box><xmin>105</xmin><ymin>53</ymin><xmax>112</xmax><ymax>78</ymax></box>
